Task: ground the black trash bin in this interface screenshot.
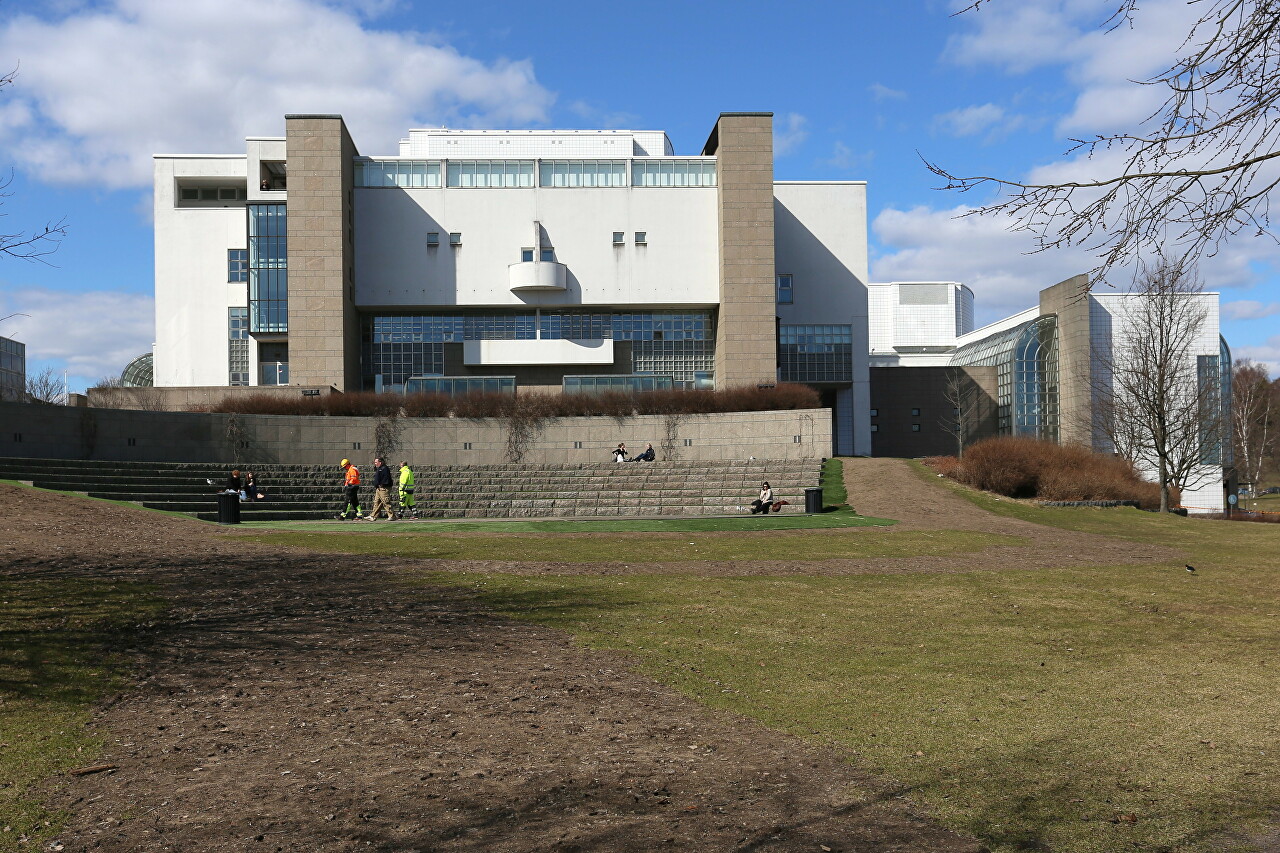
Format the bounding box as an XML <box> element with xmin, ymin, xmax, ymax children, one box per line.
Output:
<box><xmin>216</xmin><ymin>492</ymin><xmax>241</xmax><ymax>525</ymax></box>
<box><xmin>804</xmin><ymin>487</ymin><xmax>823</xmax><ymax>514</ymax></box>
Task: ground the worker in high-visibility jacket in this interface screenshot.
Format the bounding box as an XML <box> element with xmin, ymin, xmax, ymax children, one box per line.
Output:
<box><xmin>338</xmin><ymin>458</ymin><xmax>362</xmax><ymax>520</ymax></box>
<box><xmin>398</xmin><ymin>460</ymin><xmax>418</xmax><ymax>519</ymax></box>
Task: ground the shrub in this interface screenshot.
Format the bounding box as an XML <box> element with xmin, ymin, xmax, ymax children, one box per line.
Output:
<box><xmin>927</xmin><ymin>435</ymin><xmax>1174</xmax><ymax>510</ymax></box>
<box><xmin>195</xmin><ymin>383</ymin><xmax>821</xmax><ymax>419</ymax></box>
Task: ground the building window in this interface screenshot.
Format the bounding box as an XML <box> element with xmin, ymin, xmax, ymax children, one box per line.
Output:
<box><xmin>778</xmin><ymin>324</ymin><xmax>853</xmax><ymax>383</ymax></box>
<box><xmin>228</xmin><ymin>249</ymin><xmax>248</xmax><ymax>283</ymax></box>
<box><xmin>540</xmin><ymin>248</ymin><xmax>554</xmax><ymax>262</ymax></box>
<box><xmin>911</xmin><ymin>424</ymin><xmax>921</xmax><ymax>432</ymax></box>
<box><xmin>539</xmin><ymin>160</ymin><xmax>626</xmax><ymax>187</ymax></box>
<box><xmin>426</xmin><ymin>232</ymin><xmax>440</xmax><ymax>246</ymax></box>
<box><xmin>870</xmin><ymin>424</ymin><xmax>878</xmax><ymax>432</ymax></box>
<box><xmin>634</xmin><ymin>232</ymin><xmax>647</xmax><ymax>244</ymax></box>
<box><xmin>177</xmin><ymin>184</ymin><xmax>247</xmax><ymax>206</ymax></box>
<box><xmin>228</xmin><ymin>308</ymin><xmax>249</xmax><ymax>386</ymax></box>
<box><xmin>777</xmin><ymin>273</ymin><xmax>793</xmax><ymax>305</ymax></box>
<box><xmin>247</xmin><ymin>204</ymin><xmax>287</xmax><ymax>333</ymax></box>
<box><xmin>612</xmin><ymin>232</ymin><xmax>624</xmax><ymax>245</ymax></box>
<box><xmin>445</xmin><ymin>160</ymin><xmax>534</xmax><ymax>188</ymax></box>
<box><xmin>870</xmin><ymin>408</ymin><xmax>878</xmax><ymax>417</ymax></box>
<box><xmin>521</xmin><ymin>248</ymin><xmax>534</xmax><ymax>263</ymax></box>
<box><xmin>449</xmin><ymin>232</ymin><xmax>462</xmax><ymax>246</ymax></box>
<box><xmin>354</xmin><ymin>159</ymin><xmax>442</xmax><ymax>188</ymax></box>
<box><xmin>911</xmin><ymin>408</ymin><xmax>920</xmax><ymax>416</ymax></box>
<box><xmin>404</xmin><ymin>376</ymin><xmax>515</xmax><ymax>396</ymax></box>
<box><xmin>631</xmin><ymin>159</ymin><xmax>717</xmax><ymax>187</ymax></box>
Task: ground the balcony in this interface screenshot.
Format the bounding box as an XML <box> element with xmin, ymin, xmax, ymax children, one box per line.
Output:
<box><xmin>508</xmin><ymin>260</ymin><xmax>568</xmax><ymax>292</ymax></box>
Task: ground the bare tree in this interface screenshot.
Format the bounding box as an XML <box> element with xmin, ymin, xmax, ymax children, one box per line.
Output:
<box><xmin>25</xmin><ymin>365</ymin><xmax>65</xmax><ymax>405</ymax></box>
<box><xmin>1</xmin><ymin>67</ymin><xmax>66</xmax><ymax>263</ymax></box>
<box><xmin>938</xmin><ymin>367</ymin><xmax>983</xmax><ymax>457</ymax></box>
<box><xmin>1231</xmin><ymin>359</ymin><xmax>1277</xmax><ymax>491</ymax></box>
<box><xmin>931</xmin><ymin>1</ymin><xmax>1280</xmax><ymax>284</ymax></box>
<box><xmin>1090</xmin><ymin>257</ymin><xmax>1224</xmax><ymax>512</ymax></box>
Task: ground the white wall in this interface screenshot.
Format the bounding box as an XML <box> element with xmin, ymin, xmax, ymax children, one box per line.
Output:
<box><xmin>153</xmin><ymin>155</ymin><xmax>249</xmax><ymax>388</ymax></box>
<box><xmin>773</xmin><ymin>181</ymin><xmax>872</xmax><ymax>456</ymax></box>
<box><xmin>353</xmin><ymin>186</ymin><xmax>719</xmax><ymax>308</ymax></box>
<box><xmin>1089</xmin><ymin>292</ymin><xmax>1226</xmax><ymax>512</ymax></box>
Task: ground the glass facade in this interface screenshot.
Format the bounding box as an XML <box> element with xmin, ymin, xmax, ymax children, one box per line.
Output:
<box><xmin>564</xmin><ymin>375</ymin><xmax>675</xmax><ymax>394</ymax></box>
<box><xmin>778</xmin><ymin>325</ymin><xmax>853</xmax><ymax>382</ymax></box>
<box><xmin>404</xmin><ymin>376</ymin><xmax>515</xmax><ymax>396</ymax></box>
<box><xmin>1197</xmin><ymin>338</ymin><xmax>1232</xmax><ymax>467</ymax></box>
<box><xmin>952</xmin><ymin>316</ymin><xmax>1059</xmax><ymax>439</ymax></box>
<box><xmin>539</xmin><ymin>160</ymin><xmax>626</xmax><ymax>187</ymax></box>
<box><xmin>445</xmin><ymin>160</ymin><xmax>535</xmax><ymax>187</ymax></box>
<box><xmin>355</xmin><ymin>160</ymin><xmax>442</xmax><ymax>188</ymax></box>
<box><xmin>362</xmin><ymin>310</ymin><xmax>715</xmax><ymax>391</ymax></box>
<box><xmin>631</xmin><ymin>159</ymin><xmax>717</xmax><ymax>187</ymax></box>
<box><xmin>227</xmin><ymin>249</ymin><xmax>248</xmax><ymax>282</ymax></box>
<box><xmin>0</xmin><ymin>335</ymin><xmax>25</xmax><ymax>402</ymax></box>
<box><xmin>248</xmin><ymin>204</ymin><xmax>287</xmax><ymax>333</ymax></box>
<box><xmin>121</xmin><ymin>353</ymin><xmax>154</xmax><ymax>387</ymax></box>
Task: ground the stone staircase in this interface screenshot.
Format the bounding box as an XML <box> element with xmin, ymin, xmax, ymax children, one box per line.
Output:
<box><xmin>0</xmin><ymin>457</ymin><xmax>827</xmax><ymax>522</ymax></box>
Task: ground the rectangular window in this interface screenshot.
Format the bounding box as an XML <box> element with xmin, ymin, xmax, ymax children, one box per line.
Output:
<box><xmin>911</xmin><ymin>424</ymin><xmax>921</xmax><ymax>432</ymax></box>
<box><xmin>631</xmin><ymin>159</ymin><xmax>717</xmax><ymax>187</ymax></box>
<box><xmin>612</xmin><ymin>232</ymin><xmax>624</xmax><ymax>245</ymax></box>
<box><xmin>521</xmin><ymin>248</ymin><xmax>534</xmax><ymax>262</ymax></box>
<box><xmin>538</xmin><ymin>160</ymin><xmax>626</xmax><ymax>188</ymax></box>
<box><xmin>248</xmin><ymin>204</ymin><xmax>287</xmax><ymax>333</ymax></box>
<box><xmin>540</xmin><ymin>248</ymin><xmax>554</xmax><ymax>262</ymax></box>
<box><xmin>870</xmin><ymin>408</ymin><xmax>878</xmax><ymax>417</ymax></box>
<box><xmin>449</xmin><ymin>232</ymin><xmax>462</xmax><ymax>246</ymax></box>
<box><xmin>426</xmin><ymin>232</ymin><xmax>440</xmax><ymax>246</ymax></box>
<box><xmin>776</xmin><ymin>273</ymin><xmax>793</xmax><ymax>305</ymax></box>
<box><xmin>228</xmin><ymin>249</ymin><xmax>248</xmax><ymax>283</ymax></box>
<box><xmin>353</xmin><ymin>159</ymin><xmax>442</xmax><ymax>188</ymax></box>
<box><xmin>870</xmin><ymin>424</ymin><xmax>879</xmax><ymax>433</ymax></box>
<box><xmin>634</xmin><ymin>232</ymin><xmax>647</xmax><ymax>244</ymax></box>
<box><xmin>778</xmin><ymin>324</ymin><xmax>853</xmax><ymax>383</ymax></box>
<box><xmin>228</xmin><ymin>307</ymin><xmax>249</xmax><ymax>386</ymax></box>
<box><xmin>445</xmin><ymin>160</ymin><xmax>534</xmax><ymax>188</ymax></box>
<box><xmin>911</xmin><ymin>408</ymin><xmax>921</xmax><ymax>416</ymax></box>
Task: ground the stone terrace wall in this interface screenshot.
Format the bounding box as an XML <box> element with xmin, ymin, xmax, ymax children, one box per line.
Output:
<box><xmin>0</xmin><ymin>402</ymin><xmax>831</xmax><ymax>465</ymax></box>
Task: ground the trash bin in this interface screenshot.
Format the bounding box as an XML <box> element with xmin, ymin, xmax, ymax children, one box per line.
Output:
<box><xmin>804</xmin><ymin>487</ymin><xmax>823</xmax><ymax>514</ymax></box>
<box><xmin>216</xmin><ymin>492</ymin><xmax>241</xmax><ymax>525</ymax></box>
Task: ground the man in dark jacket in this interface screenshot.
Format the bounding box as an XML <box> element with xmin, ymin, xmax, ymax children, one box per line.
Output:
<box><xmin>365</xmin><ymin>457</ymin><xmax>396</xmax><ymax>521</ymax></box>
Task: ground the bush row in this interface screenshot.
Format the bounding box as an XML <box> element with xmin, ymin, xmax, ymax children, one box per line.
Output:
<box><xmin>924</xmin><ymin>435</ymin><xmax>1174</xmax><ymax>510</ymax></box>
<box><xmin>193</xmin><ymin>384</ymin><xmax>822</xmax><ymax>418</ymax></box>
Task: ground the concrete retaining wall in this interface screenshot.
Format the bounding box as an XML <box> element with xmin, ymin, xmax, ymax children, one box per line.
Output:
<box><xmin>0</xmin><ymin>402</ymin><xmax>831</xmax><ymax>465</ymax></box>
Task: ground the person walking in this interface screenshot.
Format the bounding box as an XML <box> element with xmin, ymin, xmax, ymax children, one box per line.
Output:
<box><xmin>398</xmin><ymin>460</ymin><xmax>418</xmax><ymax>519</ymax></box>
<box><xmin>338</xmin><ymin>458</ymin><xmax>362</xmax><ymax>520</ymax></box>
<box><xmin>365</xmin><ymin>456</ymin><xmax>396</xmax><ymax>521</ymax></box>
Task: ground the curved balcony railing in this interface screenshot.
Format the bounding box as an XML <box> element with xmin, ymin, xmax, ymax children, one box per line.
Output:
<box><xmin>508</xmin><ymin>260</ymin><xmax>568</xmax><ymax>291</ymax></box>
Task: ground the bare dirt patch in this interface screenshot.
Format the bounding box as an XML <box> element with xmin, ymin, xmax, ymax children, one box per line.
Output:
<box><xmin>3</xmin><ymin>485</ymin><xmax>982</xmax><ymax>852</ymax></box>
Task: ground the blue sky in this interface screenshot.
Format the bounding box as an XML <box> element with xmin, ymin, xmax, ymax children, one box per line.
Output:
<box><xmin>2</xmin><ymin>0</ymin><xmax>1278</xmax><ymax>391</ymax></box>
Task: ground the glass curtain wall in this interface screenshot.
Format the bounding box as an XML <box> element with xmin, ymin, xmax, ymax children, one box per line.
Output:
<box><xmin>1012</xmin><ymin>316</ymin><xmax>1059</xmax><ymax>441</ymax></box>
<box><xmin>248</xmin><ymin>204</ymin><xmax>287</xmax><ymax>333</ymax></box>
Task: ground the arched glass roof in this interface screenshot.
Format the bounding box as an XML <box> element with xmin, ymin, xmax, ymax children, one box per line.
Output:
<box><xmin>121</xmin><ymin>353</ymin><xmax>153</xmax><ymax>387</ymax></box>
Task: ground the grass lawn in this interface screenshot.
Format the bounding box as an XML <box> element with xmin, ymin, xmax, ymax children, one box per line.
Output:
<box><xmin>0</xmin><ymin>578</ymin><xmax>162</xmax><ymax>853</ymax></box>
<box><xmin>383</xmin><ymin>469</ymin><xmax>1280</xmax><ymax>852</ymax></box>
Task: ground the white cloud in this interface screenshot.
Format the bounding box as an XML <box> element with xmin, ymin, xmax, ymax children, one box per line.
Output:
<box><xmin>1232</xmin><ymin>335</ymin><xmax>1280</xmax><ymax>377</ymax></box>
<box><xmin>820</xmin><ymin>141</ymin><xmax>872</xmax><ymax>174</ymax></box>
<box><xmin>0</xmin><ymin>286</ymin><xmax>154</xmax><ymax>389</ymax></box>
<box><xmin>1222</xmin><ymin>300</ymin><xmax>1280</xmax><ymax>321</ymax></box>
<box><xmin>868</xmin><ymin>82</ymin><xmax>906</xmax><ymax>102</ymax></box>
<box><xmin>0</xmin><ymin>0</ymin><xmax>555</xmax><ymax>189</ymax></box>
<box><xmin>773</xmin><ymin>113</ymin><xmax>808</xmax><ymax>157</ymax></box>
<box><xmin>933</xmin><ymin>103</ymin><xmax>1024</xmax><ymax>140</ymax></box>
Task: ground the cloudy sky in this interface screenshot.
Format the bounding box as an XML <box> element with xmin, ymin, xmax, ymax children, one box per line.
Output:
<box><xmin>2</xmin><ymin>0</ymin><xmax>1278</xmax><ymax>389</ymax></box>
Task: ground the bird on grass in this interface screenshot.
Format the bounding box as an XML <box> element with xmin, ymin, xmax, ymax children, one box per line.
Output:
<box><xmin>1186</xmin><ymin>565</ymin><xmax>1196</xmax><ymax>573</ymax></box>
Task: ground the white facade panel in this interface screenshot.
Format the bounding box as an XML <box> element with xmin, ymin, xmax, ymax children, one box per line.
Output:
<box><xmin>353</xmin><ymin>186</ymin><xmax>720</xmax><ymax>308</ymax></box>
<box><xmin>463</xmin><ymin>338</ymin><xmax>614</xmax><ymax>366</ymax></box>
<box><xmin>153</xmin><ymin>155</ymin><xmax>250</xmax><ymax>388</ymax></box>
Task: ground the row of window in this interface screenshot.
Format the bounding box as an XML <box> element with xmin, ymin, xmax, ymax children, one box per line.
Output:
<box><xmin>365</xmin><ymin>311</ymin><xmax>713</xmax><ymax>345</ymax></box>
<box><xmin>179</xmin><ymin>185</ymin><xmax>248</xmax><ymax>202</ymax></box>
<box><xmin>354</xmin><ymin>158</ymin><xmax>717</xmax><ymax>189</ymax></box>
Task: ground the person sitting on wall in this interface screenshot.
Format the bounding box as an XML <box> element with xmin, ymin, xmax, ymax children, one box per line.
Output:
<box><xmin>612</xmin><ymin>443</ymin><xmax>628</xmax><ymax>463</ymax></box>
<box><xmin>749</xmin><ymin>481</ymin><xmax>774</xmax><ymax>514</ymax></box>
<box><xmin>628</xmin><ymin>442</ymin><xmax>656</xmax><ymax>462</ymax></box>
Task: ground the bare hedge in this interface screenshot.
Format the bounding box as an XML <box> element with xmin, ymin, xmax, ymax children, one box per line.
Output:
<box><xmin>924</xmin><ymin>436</ymin><xmax>1174</xmax><ymax>510</ymax></box>
<box><xmin>192</xmin><ymin>383</ymin><xmax>821</xmax><ymax>418</ymax></box>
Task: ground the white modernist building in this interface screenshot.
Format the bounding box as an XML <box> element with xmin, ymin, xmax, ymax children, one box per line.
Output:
<box><xmin>868</xmin><ymin>274</ymin><xmax>1231</xmax><ymax>511</ymax></box>
<box><xmin>152</xmin><ymin>112</ymin><xmax>872</xmax><ymax>455</ymax></box>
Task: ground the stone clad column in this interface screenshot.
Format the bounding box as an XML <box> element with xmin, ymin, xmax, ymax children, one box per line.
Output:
<box><xmin>1039</xmin><ymin>274</ymin><xmax>1093</xmax><ymax>446</ymax></box>
<box><xmin>703</xmin><ymin>113</ymin><xmax>777</xmax><ymax>388</ymax></box>
<box><xmin>285</xmin><ymin>114</ymin><xmax>360</xmax><ymax>391</ymax></box>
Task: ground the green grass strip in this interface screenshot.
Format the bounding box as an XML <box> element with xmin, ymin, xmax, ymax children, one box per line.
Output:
<box><xmin>0</xmin><ymin>577</ymin><xmax>162</xmax><ymax>853</ymax></box>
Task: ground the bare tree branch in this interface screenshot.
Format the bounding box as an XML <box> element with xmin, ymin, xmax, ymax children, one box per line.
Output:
<box><xmin>940</xmin><ymin>0</ymin><xmax>1280</xmax><ymax>281</ymax></box>
<box><xmin>0</xmin><ymin>66</ymin><xmax>67</xmax><ymax>263</ymax></box>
